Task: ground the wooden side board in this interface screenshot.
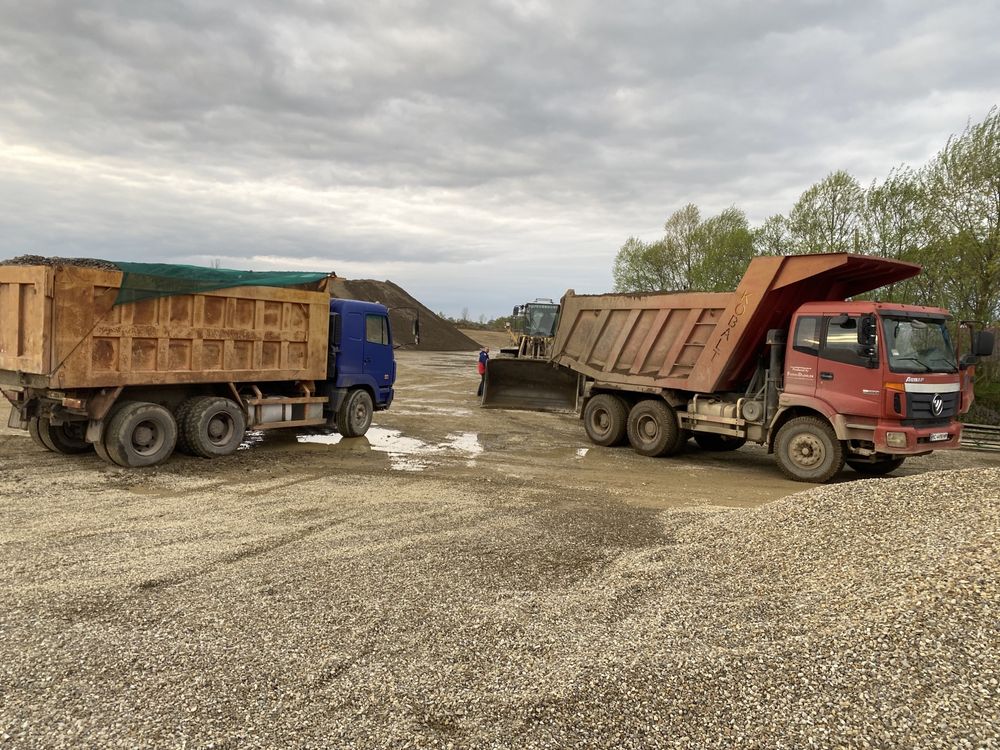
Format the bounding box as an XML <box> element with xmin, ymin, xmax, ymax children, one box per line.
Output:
<box><xmin>0</xmin><ymin>265</ymin><xmax>53</xmax><ymax>375</ymax></box>
<box><xmin>1</xmin><ymin>264</ymin><xmax>331</xmax><ymax>389</ymax></box>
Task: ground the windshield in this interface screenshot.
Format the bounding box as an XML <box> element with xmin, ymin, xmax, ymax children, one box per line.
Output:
<box><xmin>524</xmin><ymin>304</ymin><xmax>560</xmax><ymax>337</ymax></box>
<box><xmin>882</xmin><ymin>317</ymin><xmax>956</xmax><ymax>373</ymax></box>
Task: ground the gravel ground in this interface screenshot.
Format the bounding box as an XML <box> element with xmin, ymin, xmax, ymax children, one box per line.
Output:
<box><xmin>1</xmin><ymin>349</ymin><xmax>998</xmax><ymax>748</ymax></box>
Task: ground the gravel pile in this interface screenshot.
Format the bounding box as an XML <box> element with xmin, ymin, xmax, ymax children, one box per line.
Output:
<box><xmin>1</xmin><ymin>466</ymin><xmax>997</xmax><ymax>748</ymax></box>
<box><xmin>324</xmin><ymin>277</ymin><xmax>479</xmax><ymax>351</ymax></box>
<box><xmin>0</xmin><ymin>254</ymin><xmax>118</xmax><ymax>269</ymax></box>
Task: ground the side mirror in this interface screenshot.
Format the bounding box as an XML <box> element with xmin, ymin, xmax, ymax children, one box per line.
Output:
<box><xmin>512</xmin><ymin>305</ymin><xmax>520</xmax><ymax>317</ymax></box>
<box><xmin>973</xmin><ymin>330</ymin><xmax>995</xmax><ymax>357</ymax></box>
<box><xmin>329</xmin><ymin>312</ymin><xmax>342</xmax><ymax>347</ymax></box>
<box><xmin>857</xmin><ymin>315</ymin><xmax>878</xmax><ymax>347</ymax></box>
<box><xmin>412</xmin><ymin>317</ymin><xmax>420</xmax><ymax>346</ymax></box>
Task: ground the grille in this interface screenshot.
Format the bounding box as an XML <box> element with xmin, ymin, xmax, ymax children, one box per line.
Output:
<box><xmin>903</xmin><ymin>391</ymin><xmax>959</xmax><ymax>426</ymax></box>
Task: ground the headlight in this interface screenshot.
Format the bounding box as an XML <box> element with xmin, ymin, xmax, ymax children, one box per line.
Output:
<box><xmin>886</xmin><ymin>431</ymin><xmax>907</xmax><ymax>448</ymax></box>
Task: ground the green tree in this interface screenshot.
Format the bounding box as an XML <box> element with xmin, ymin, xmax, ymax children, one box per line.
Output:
<box><xmin>613</xmin><ymin>205</ymin><xmax>757</xmax><ymax>292</ymax></box>
<box><xmin>612</xmin><ymin>236</ymin><xmax>673</xmax><ymax>292</ymax></box>
<box><xmin>754</xmin><ymin>214</ymin><xmax>793</xmax><ymax>256</ymax></box>
<box><xmin>789</xmin><ymin>170</ymin><xmax>864</xmax><ymax>253</ymax></box>
<box><xmin>916</xmin><ymin>107</ymin><xmax>1000</xmax><ymax>324</ymax></box>
<box><xmin>690</xmin><ymin>207</ymin><xmax>756</xmax><ymax>291</ymax></box>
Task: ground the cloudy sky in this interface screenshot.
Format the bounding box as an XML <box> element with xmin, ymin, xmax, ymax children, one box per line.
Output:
<box><xmin>1</xmin><ymin>1</ymin><xmax>998</xmax><ymax>318</ymax></box>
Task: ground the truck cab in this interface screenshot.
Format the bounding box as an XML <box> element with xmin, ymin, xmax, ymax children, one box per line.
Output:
<box><xmin>782</xmin><ymin>301</ymin><xmax>973</xmax><ymax>459</ymax></box>
<box><xmin>325</xmin><ymin>298</ymin><xmax>396</xmax><ymax>435</ymax></box>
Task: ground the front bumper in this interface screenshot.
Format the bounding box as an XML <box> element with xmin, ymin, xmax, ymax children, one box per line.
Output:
<box><xmin>873</xmin><ymin>422</ymin><xmax>961</xmax><ymax>454</ymax></box>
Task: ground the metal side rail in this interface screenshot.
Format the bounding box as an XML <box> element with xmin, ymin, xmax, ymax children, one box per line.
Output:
<box><xmin>960</xmin><ymin>423</ymin><xmax>1000</xmax><ymax>451</ymax></box>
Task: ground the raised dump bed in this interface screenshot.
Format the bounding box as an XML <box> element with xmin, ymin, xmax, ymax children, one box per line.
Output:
<box><xmin>550</xmin><ymin>253</ymin><xmax>921</xmax><ymax>394</ymax></box>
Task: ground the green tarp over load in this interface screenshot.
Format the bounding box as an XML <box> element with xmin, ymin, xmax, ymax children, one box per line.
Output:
<box><xmin>113</xmin><ymin>262</ymin><xmax>331</xmax><ymax>305</ymax></box>
<box><xmin>0</xmin><ymin>256</ymin><xmax>332</xmax><ymax>305</ymax></box>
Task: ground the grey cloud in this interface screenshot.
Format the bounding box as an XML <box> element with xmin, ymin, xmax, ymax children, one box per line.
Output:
<box><xmin>0</xmin><ymin>0</ymin><xmax>997</xmax><ymax>316</ymax></box>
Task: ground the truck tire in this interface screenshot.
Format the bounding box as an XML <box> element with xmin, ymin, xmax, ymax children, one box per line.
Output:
<box><xmin>27</xmin><ymin>418</ymin><xmax>54</xmax><ymax>451</ymax></box>
<box><xmin>183</xmin><ymin>396</ymin><xmax>246</xmax><ymax>458</ymax></box>
<box><xmin>104</xmin><ymin>401</ymin><xmax>178</xmax><ymax>468</ymax></box>
<box><xmin>626</xmin><ymin>399</ymin><xmax>683</xmax><ymax>457</ymax></box>
<box><xmin>338</xmin><ymin>389</ymin><xmax>373</xmax><ymax>438</ymax></box>
<box><xmin>38</xmin><ymin>417</ymin><xmax>92</xmax><ymax>454</ymax></box>
<box><xmin>774</xmin><ymin>416</ymin><xmax>845</xmax><ymax>483</ymax></box>
<box><xmin>583</xmin><ymin>394</ymin><xmax>628</xmax><ymax>446</ymax></box>
<box><xmin>693</xmin><ymin>433</ymin><xmax>746</xmax><ymax>452</ymax></box>
<box><xmin>847</xmin><ymin>457</ymin><xmax>905</xmax><ymax>476</ymax></box>
<box><xmin>173</xmin><ymin>398</ymin><xmax>199</xmax><ymax>455</ymax></box>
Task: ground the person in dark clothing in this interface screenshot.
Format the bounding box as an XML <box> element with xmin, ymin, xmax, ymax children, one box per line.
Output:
<box><xmin>476</xmin><ymin>347</ymin><xmax>490</xmax><ymax>397</ymax></box>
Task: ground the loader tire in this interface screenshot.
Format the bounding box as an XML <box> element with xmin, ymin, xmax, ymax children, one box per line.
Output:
<box><xmin>774</xmin><ymin>416</ymin><xmax>844</xmax><ymax>483</ymax></box>
<box><xmin>338</xmin><ymin>389</ymin><xmax>373</xmax><ymax>438</ymax></box>
<box><xmin>583</xmin><ymin>394</ymin><xmax>629</xmax><ymax>447</ymax></box>
<box><xmin>626</xmin><ymin>399</ymin><xmax>683</xmax><ymax>458</ymax></box>
<box><xmin>183</xmin><ymin>396</ymin><xmax>246</xmax><ymax>458</ymax></box>
<box><xmin>104</xmin><ymin>401</ymin><xmax>177</xmax><ymax>468</ymax></box>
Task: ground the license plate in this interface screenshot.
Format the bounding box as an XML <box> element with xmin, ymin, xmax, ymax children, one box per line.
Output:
<box><xmin>929</xmin><ymin>432</ymin><xmax>949</xmax><ymax>442</ymax></box>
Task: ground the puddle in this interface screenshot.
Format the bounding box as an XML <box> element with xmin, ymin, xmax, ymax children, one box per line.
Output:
<box><xmin>292</xmin><ymin>427</ymin><xmax>483</xmax><ymax>472</ymax></box>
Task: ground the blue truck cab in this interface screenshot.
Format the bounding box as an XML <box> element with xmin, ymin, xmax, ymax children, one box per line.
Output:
<box><xmin>323</xmin><ymin>298</ymin><xmax>396</xmax><ymax>437</ymax></box>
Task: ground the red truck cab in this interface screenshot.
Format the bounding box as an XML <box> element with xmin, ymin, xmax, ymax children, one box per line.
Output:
<box><xmin>783</xmin><ymin>301</ymin><xmax>974</xmax><ymax>458</ymax></box>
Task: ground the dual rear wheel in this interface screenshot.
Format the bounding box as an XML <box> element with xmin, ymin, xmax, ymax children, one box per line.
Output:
<box><xmin>583</xmin><ymin>395</ymin><xmax>685</xmax><ymax>457</ymax></box>
<box><xmin>94</xmin><ymin>396</ymin><xmax>246</xmax><ymax>467</ymax></box>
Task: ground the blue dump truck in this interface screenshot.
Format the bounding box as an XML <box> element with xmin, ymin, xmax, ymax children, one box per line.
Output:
<box><xmin>0</xmin><ymin>261</ymin><xmax>398</xmax><ymax>467</ymax></box>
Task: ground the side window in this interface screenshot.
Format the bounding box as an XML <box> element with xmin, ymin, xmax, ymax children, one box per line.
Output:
<box><xmin>821</xmin><ymin>316</ymin><xmax>869</xmax><ymax>366</ymax></box>
<box><xmin>365</xmin><ymin>314</ymin><xmax>388</xmax><ymax>345</ymax></box>
<box><xmin>793</xmin><ymin>316</ymin><xmax>820</xmax><ymax>356</ymax></box>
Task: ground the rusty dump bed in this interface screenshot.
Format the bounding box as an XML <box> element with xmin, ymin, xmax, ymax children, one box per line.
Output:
<box><xmin>551</xmin><ymin>253</ymin><xmax>920</xmax><ymax>394</ymax></box>
<box><xmin>0</xmin><ymin>264</ymin><xmax>330</xmax><ymax>389</ymax></box>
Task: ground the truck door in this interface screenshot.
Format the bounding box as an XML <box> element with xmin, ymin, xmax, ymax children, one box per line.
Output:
<box><xmin>364</xmin><ymin>313</ymin><xmax>394</xmax><ymax>402</ymax></box>
<box><xmin>815</xmin><ymin>314</ymin><xmax>882</xmax><ymax>418</ymax></box>
<box><xmin>336</xmin><ymin>311</ymin><xmax>364</xmax><ymax>375</ymax></box>
<box><xmin>783</xmin><ymin>315</ymin><xmax>821</xmax><ymax>397</ymax></box>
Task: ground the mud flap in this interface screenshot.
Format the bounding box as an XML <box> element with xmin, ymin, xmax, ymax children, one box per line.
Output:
<box><xmin>481</xmin><ymin>359</ymin><xmax>581</xmax><ymax>413</ymax></box>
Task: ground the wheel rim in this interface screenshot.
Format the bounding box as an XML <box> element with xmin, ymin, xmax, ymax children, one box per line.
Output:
<box><xmin>637</xmin><ymin>414</ymin><xmax>659</xmax><ymax>442</ymax></box>
<box><xmin>592</xmin><ymin>408</ymin><xmax>611</xmax><ymax>435</ymax></box>
<box><xmin>206</xmin><ymin>412</ymin><xmax>236</xmax><ymax>446</ymax></box>
<box><xmin>788</xmin><ymin>433</ymin><xmax>825</xmax><ymax>468</ymax></box>
<box><xmin>131</xmin><ymin>420</ymin><xmax>165</xmax><ymax>456</ymax></box>
<box><xmin>352</xmin><ymin>401</ymin><xmax>368</xmax><ymax>426</ymax></box>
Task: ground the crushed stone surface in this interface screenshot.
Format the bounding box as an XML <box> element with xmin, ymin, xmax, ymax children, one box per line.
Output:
<box><xmin>1</xmin><ymin>455</ymin><xmax>997</xmax><ymax>748</ymax></box>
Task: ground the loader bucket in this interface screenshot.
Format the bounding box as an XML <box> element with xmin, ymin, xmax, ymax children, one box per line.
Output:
<box><xmin>481</xmin><ymin>358</ymin><xmax>581</xmax><ymax>413</ymax></box>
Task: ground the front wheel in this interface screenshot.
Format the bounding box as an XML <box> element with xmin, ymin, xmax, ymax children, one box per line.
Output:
<box><xmin>847</xmin><ymin>457</ymin><xmax>905</xmax><ymax>476</ymax></box>
<box><xmin>626</xmin><ymin>399</ymin><xmax>683</xmax><ymax>457</ymax></box>
<box><xmin>583</xmin><ymin>394</ymin><xmax>628</xmax><ymax>446</ymax></box>
<box><xmin>774</xmin><ymin>416</ymin><xmax>844</xmax><ymax>483</ymax></box>
<box><xmin>338</xmin><ymin>389</ymin><xmax>373</xmax><ymax>437</ymax></box>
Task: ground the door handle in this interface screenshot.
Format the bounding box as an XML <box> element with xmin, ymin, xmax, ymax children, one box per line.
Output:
<box><xmin>820</xmin><ymin>371</ymin><xmax>834</xmax><ymax>380</ymax></box>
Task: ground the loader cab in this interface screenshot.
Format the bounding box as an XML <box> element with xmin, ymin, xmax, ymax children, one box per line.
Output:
<box><xmin>328</xmin><ymin>298</ymin><xmax>395</xmax><ymax>407</ymax></box>
<box><xmin>510</xmin><ymin>301</ymin><xmax>560</xmax><ymax>338</ymax></box>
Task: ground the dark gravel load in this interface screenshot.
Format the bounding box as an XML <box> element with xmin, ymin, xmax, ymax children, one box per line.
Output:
<box><xmin>0</xmin><ymin>254</ymin><xmax>119</xmax><ymax>270</ymax></box>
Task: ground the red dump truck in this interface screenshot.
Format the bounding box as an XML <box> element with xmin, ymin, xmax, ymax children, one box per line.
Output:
<box><xmin>487</xmin><ymin>253</ymin><xmax>994</xmax><ymax>482</ymax></box>
<box><xmin>0</xmin><ymin>261</ymin><xmax>399</xmax><ymax>468</ymax></box>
